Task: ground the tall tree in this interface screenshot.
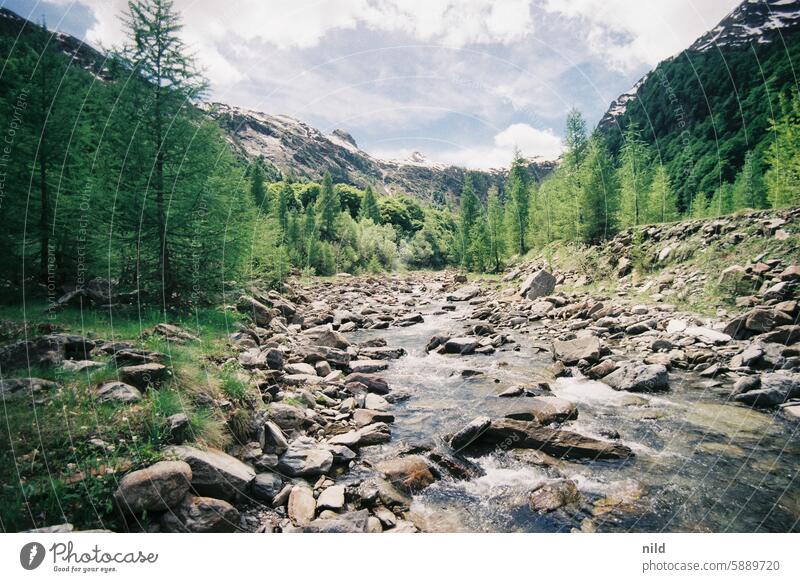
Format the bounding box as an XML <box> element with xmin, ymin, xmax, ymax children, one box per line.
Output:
<box><xmin>732</xmin><ymin>150</ymin><xmax>767</xmax><ymax>210</ymax></box>
<box><xmin>458</xmin><ymin>175</ymin><xmax>480</xmax><ymax>267</ymax></box>
<box><xmin>617</xmin><ymin>124</ymin><xmax>651</xmax><ymax>228</ymax></box>
<box><xmin>121</xmin><ymin>0</ymin><xmax>207</xmax><ymax>296</ymax></box>
<box><xmin>315</xmin><ymin>171</ymin><xmax>340</xmax><ymax>238</ymax></box>
<box><xmin>506</xmin><ymin>150</ymin><xmax>529</xmax><ymax>255</ymax></box>
<box><xmin>359</xmin><ymin>185</ymin><xmax>381</xmax><ymax>223</ymax></box>
<box><xmin>765</xmin><ymin>92</ymin><xmax>800</xmax><ymax>208</ymax></box>
<box><xmin>250</xmin><ymin>162</ymin><xmax>268</xmax><ymax>211</ymax></box>
<box><xmin>578</xmin><ymin>133</ymin><xmax>616</xmax><ymax>244</ymax></box>
<box><xmin>647</xmin><ymin>164</ymin><xmax>679</xmax><ymax>223</ymax></box>
<box><xmin>563</xmin><ymin>108</ymin><xmax>588</xmax><ymax>239</ymax></box>
<box><xmin>486</xmin><ymin>187</ymin><xmax>505</xmax><ymax>272</ymax></box>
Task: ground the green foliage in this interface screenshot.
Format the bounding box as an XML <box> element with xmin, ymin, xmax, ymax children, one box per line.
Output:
<box><xmin>506</xmin><ymin>151</ymin><xmax>530</xmax><ymax>255</ymax></box>
<box><xmin>765</xmin><ymin>91</ymin><xmax>800</xmax><ymax>208</ymax></box>
<box><xmin>359</xmin><ymin>185</ymin><xmax>381</xmax><ymax>223</ymax></box>
<box><xmin>379</xmin><ymin>194</ymin><xmax>424</xmax><ymax>234</ymax></box>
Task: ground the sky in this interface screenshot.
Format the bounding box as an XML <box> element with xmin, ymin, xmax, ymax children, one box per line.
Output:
<box><xmin>5</xmin><ymin>0</ymin><xmax>742</xmax><ymax>169</ymax></box>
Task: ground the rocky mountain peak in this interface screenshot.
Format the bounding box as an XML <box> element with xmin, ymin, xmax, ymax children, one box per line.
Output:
<box><xmin>690</xmin><ymin>0</ymin><xmax>800</xmax><ymax>52</ymax></box>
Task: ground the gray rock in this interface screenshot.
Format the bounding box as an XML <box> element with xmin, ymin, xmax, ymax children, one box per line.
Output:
<box><xmin>95</xmin><ymin>381</ymin><xmax>142</xmax><ymax>403</ymax></box>
<box><xmin>377</xmin><ymin>455</ymin><xmax>438</xmax><ymax>492</ymax></box>
<box><xmin>298</xmin><ymin>510</ymin><xmax>370</xmax><ymax>533</ymax></box>
<box><xmin>520</xmin><ymin>270</ymin><xmax>556</xmax><ymax>300</ymax></box>
<box><xmin>113</xmin><ymin>460</ymin><xmax>192</xmax><ymax>513</ymax></box>
<box><xmin>251</xmin><ymin>472</ymin><xmax>283</xmax><ymax>502</ymax></box>
<box><xmin>503</xmin><ymin>397</ymin><xmax>578</xmax><ymax>425</ymax></box>
<box><xmin>732</xmin><ymin>373</ymin><xmax>800</xmax><ymax>408</ymax></box>
<box><xmin>442</xmin><ymin>337</ymin><xmax>479</xmax><ymax>355</ymax></box>
<box><xmin>602</xmin><ymin>362</ymin><xmax>669</xmax><ymax>392</ymax></box>
<box><xmin>288</xmin><ymin>485</ymin><xmax>316</xmax><ymax>525</ymax></box>
<box><xmin>449</xmin><ymin>416</ymin><xmax>491</xmax><ymax>450</ymax></box>
<box><xmin>302</xmin><ymin>325</ymin><xmax>351</xmax><ymax>349</ymax></box>
<box><xmin>529</xmin><ymin>480</ymin><xmax>580</xmax><ymax>513</ymax></box>
<box><xmin>343</xmin><ymin>373</ymin><xmax>389</xmax><ymax>394</ymax></box>
<box><xmin>119</xmin><ymin>363</ymin><xmax>168</xmax><ymax>388</ymax></box>
<box><xmin>552</xmin><ymin>336</ymin><xmax>601</xmax><ymax>365</ymax></box>
<box><xmin>353</xmin><ymin>408</ymin><xmax>395</xmax><ymax>427</ymax></box>
<box><xmin>160</xmin><ymin>494</ymin><xmax>240</xmax><ymax>533</ymax></box>
<box><xmin>284</xmin><ymin>362</ymin><xmax>317</xmax><ymax>376</ymax></box>
<box><xmin>0</xmin><ymin>377</ymin><xmax>58</xmax><ymax>400</ymax></box>
<box><xmin>165</xmin><ymin>445</ymin><xmax>255</xmax><ymax>500</ymax></box>
<box><xmin>349</xmin><ymin>359</ymin><xmax>388</xmax><ymax>373</ymax></box>
<box><xmin>277</xmin><ymin>438</ymin><xmax>334</xmax><ymax>477</ymax></box>
<box><xmin>316</xmin><ymin>485</ymin><xmax>345</xmax><ymax>511</ymax></box>
<box><xmin>447</xmin><ymin>285</ymin><xmax>480</xmax><ymax>302</ymax></box>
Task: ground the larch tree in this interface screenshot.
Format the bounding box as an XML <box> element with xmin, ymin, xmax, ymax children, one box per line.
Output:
<box><xmin>617</xmin><ymin>124</ymin><xmax>651</xmax><ymax>228</ymax></box>
<box><xmin>506</xmin><ymin>150</ymin><xmax>529</xmax><ymax>255</ymax></box>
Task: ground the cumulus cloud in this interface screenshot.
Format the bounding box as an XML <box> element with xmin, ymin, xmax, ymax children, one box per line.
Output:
<box><xmin>542</xmin><ymin>0</ymin><xmax>740</xmax><ymax>70</ymax></box>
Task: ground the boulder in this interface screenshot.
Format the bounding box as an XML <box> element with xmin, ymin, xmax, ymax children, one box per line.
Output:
<box><xmin>268</xmin><ymin>402</ymin><xmax>306</xmax><ymax>431</ymax></box>
<box><xmin>449</xmin><ymin>416</ymin><xmax>491</xmax><ymax>450</ymax></box>
<box><xmin>165</xmin><ymin>445</ymin><xmax>255</xmax><ymax>500</ymax></box>
<box><xmin>520</xmin><ymin>270</ymin><xmax>556</xmax><ymax>300</ymax></box>
<box><xmin>95</xmin><ymin>381</ymin><xmax>142</xmax><ymax>403</ymax></box>
<box><xmin>552</xmin><ymin>336</ymin><xmax>601</xmax><ymax>365</ymax></box>
<box><xmin>277</xmin><ymin>438</ymin><xmax>334</xmax><ymax>477</ymax></box>
<box><xmin>343</xmin><ymin>373</ymin><xmax>389</xmax><ymax>394</ymax></box>
<box><xmin>0</xmin><ymin>377</ymin><xmax>58</xmax><ymax>401</ymax></box>
<box><xmin>298</xmin><ymin>510</ymin><xmax>370</xmax><ymax>533</ymax></box>
<box><xmin>683</xmin><ymin>326</ymin><xmax>731</xmax><ymax>345</ymax></box>
<box><xmin>528</xmin><ymin>480</ymin><xmax>580</xmax><ymax>513</ymax></box>
<box><xmin>284</xmin><ymin>362</ymin><xmax>317</xmax><ymax>376</ymax></box>
<box><xmin>302</xmin><ymin>325</ymin><xmax>351</xmax><ymax>349</ymax></box>
<box><xmin>349</xmin><ymin>359</ymin><xmax>388</xmax><ymax>373</ymax></box>
<box><xmin>327</xmin><ymin>422</ymin><xmax>391</xmax><ymax>448</ymax></box>
<box><xmin>353</xmin><ymin>409</ymin><xmax>395</xmax><ymax>428</ymax></box>
<box><xmin>376</xmin><ymin>455</ymin><xmax>438</xmax><ymax>492</ymax></box>
<box><xmin>447</xmin><ymin>285</ymin><xmax>480</xmax><ymax>302</ymax></box>
<box><xmin>442</xmin><ymin>337</ymin><xmax>480</xmax><ymax>355</ymax></box>
<box><xmin>119</xmin><ymin>363</ymin><xmax>168</xmax><ymax>388</ymax></box>
<box><xmin>288</xmin><ymin>485</ymin><xmax>316</xmax><ymax>525</ymax></box>
<box><xmin>251</xmin><ymin>472</ymin><xmax>283</xmax><ymax>502</ymax></box>
<box><xmin>236</xmin><ymin>295</ymin><xmax>275</xmax><ymax>326</ymax></box>
<box><xmin>732</xmin><ymin>373</ymin><xmax>800</xmax><ymax>408</ymax></box>
<box><xmin>602</xmin><ymin>362</ymin><xmax>669</xmax><ymax>392</ymax></box>
<box><xmin>316</xmin><ymin>485</ymin><xmax>345</xmax><ymax>511</ymax></box>
<box><xmin>503</xmin><ymin>397</ymin><xmax>578</xmax><ymax>425</ymax></box>
<box><xmin>160</xmin><ymin>495</ymin><xmax>239</xmax><ymax>533</ymax></box>
<box><xmin>113</xmin><ymin>460</ymin><xmax>192</xmax><ymax>513</ymax></box>
<box><xmin>471</xmin><ymin>419</ymin><xmax>633</xmax><ymax>460</ymax></box>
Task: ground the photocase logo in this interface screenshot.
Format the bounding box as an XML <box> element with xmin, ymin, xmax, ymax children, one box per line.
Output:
<box><xmin>20</xmin><ymin>542</ymin><xmax>46</xmax><ymax>570</ymax></box>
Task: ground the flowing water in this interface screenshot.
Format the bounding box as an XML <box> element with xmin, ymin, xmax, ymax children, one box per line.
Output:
<box><xmin>350</xmin><ymin>287</ymin><xmax>800</xmax><ymax>533</ymax></box>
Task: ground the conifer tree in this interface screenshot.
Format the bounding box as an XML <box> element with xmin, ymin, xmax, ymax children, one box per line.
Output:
<box><xmin>732</xmin><ymin>151</ymin><xmax>767</xmax><ymax>210</ymax></box>
<box><xmin>458</xmin><ymin>175</ymin><xmax>480</xmax><ymax>267</ymax></box>
<box><xmin>578</xmin><ymin>133</ymin><xmax>616</xmax><ymax>243</ymax></box>
<box><xmin>250</xmin><ymin>162</ymin><xmax>268</xmax><ymax>211</ymax></box>
<box><xmin>316</xmin><ymin>171</ymin><xmax>340</xmax><ymax>238</ymax></box>
<box><xmin>617</xmin><ymin>124</ymin><xmax>651</xmax><ymax>228</ymax></box>
<box><xmin>359</xmin><ymin>185</ymin><xmax>381</xmax><ymax>223</ymax></box>
<box><xmin>506</xmin><ymin>151</ymin><xmax>529</xmax><ymax>255</ymax></box>
<box><xmin>486</xmin><ymin>187</ymin><xmax>505</xmax><ymax>272</ymax></box>
<box><xmin>648</xmin><ymin>164</ymin><xmax>679</xmax><ymax>223</ymax></box>
<box><xmin>765</xmin><ymin>92</ymin><xmax>800</xmax><ymax>208</ymax></box>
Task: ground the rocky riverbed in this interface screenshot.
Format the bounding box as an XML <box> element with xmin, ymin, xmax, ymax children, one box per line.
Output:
<box><xmin>6</xmin><ymin>259</ymin><xmax>798</xmax><ymax>533</ymax></box>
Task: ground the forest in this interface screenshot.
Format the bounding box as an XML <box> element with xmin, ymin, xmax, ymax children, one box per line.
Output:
<box><xmin>1</xmin><ymin>0</ymin><xmax>799</xmax><ymax>307</ymax></box>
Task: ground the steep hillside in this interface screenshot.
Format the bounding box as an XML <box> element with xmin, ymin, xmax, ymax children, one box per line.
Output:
<box><xmin>598</xmin><ymin>0</ymin><xmax>800</xmax><ymax>209</ymax></box>
<box><xmin>206</xmin><ymin>102</ymin><xmax>552</xmax><ymax>203</ymax></box>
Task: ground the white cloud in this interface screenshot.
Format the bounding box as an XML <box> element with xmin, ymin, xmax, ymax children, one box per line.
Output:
<box><xmin>542</xmin><ymin>0</ymin><xmax>740</xmax><ymax>70</ymax></box>
<box><xmin>376</xmin><ymin>123</ymin><xmax>562</xmax><ymax>170</ymax></box>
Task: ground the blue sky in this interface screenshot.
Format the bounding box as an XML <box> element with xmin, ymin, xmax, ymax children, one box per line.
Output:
<box><xmin>6</xmin><ymin>0</ymin><xmax>740</xmax><ymax>168</ymax></box>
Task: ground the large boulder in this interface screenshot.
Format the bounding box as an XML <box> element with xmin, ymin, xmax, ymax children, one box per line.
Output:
<box><xmin>552</xmin><ymin>336</ymin><xmax>601</xmax><ymax>365</ymax></box>
<box><xmin>447</xmin><ymin>285</ymin><xmax>480</xmax><ymax>302</ymax></box>
<box><xmin>288</xmin><ymin>485</ymin><xmax>316</xmax><ymax>525</ymax></box>
<box><xmin>442</xmin><ymin>337</ymin><xmax>480</xmax><ymax>355</ymax></box>
<box><xmin>520</xmin><ymin>270</ymin><xmax>556</xmax><ymax>300</ymax></box>
<box><xmin>343</xmin><ymin>373</ymin><xmax>389</xmax><ymax>394</ymax></box>
<box><xmin>0</xmin><ymin>334</ymin><xmax>95</xmax><ymax>371</ymax></box>
<box><xmin>449</xmin><ymin>416</ymin><xmax>491</xmax><ymax>450</ymax></box>
<box><xmin>732</xmin><ymin>373</ymin><xmax>800</xmax><ymax>408</ymax></box>
<box><xmin>297</xmin><ymin>510</ymin><xmax>370</xmax><ymax>533</ymax></box>
<box><xmin>503</xmin><ymin>397</ymin><xmax>578</xmax><ymax>425</ymax></box>
<box><xmin>251</xmin><ymin>472</ymin><xmax>283</xmax><ymax>502</ymax></box>
<box><xmin>528</xmin><ymin>480</ymin><xmax>580</xmax><ymax>513</ymax></box>
<box><xmin>0</xmin><ymin>377</ymin><xmax>58</xmax><ymax>401</ymax></box>
<box><xmin>469</xmin><ymin>419</ymin><xmax>633</xmax><ymax>460</ymax></box>
<box><xmin>165</xmin><ymin>445</ymin><xmax>255</xmax><ymax>500</ymax></box>
<box><xmin>302</xmin><ymin>325</ymin><xmax>351</xmax><ymax>349</ymax></box>
<box><xmin>601</xmin><ymin>362</ymin><xmax>669</xmax><ymax>392</ymax></box>
<box><xmin>327</xmin><ymin>422</ymin><xmax>391</xmax><ymax>448</ymax></box>
<box><xmin>277</xmin><ymin>437</ymin><xmax>334</xmax><ymax>477</ymax></box>
<box><xmin>160</xmin><ymin>495</ymin><xmax>239</xmax><ymax>533</ymax></box>
<box><xmin>95</xmin><ymin>381</ymin><xmax>142</xmax><ymax>404</ymax></box>
<box><xmin>113</xmin><ymin>460</ymin><xmax>192</xmax><ymax>513</ymax></box>
<box><xmin>119</xmin><ymin>363</ymin><xmax>168</xmax><ymax>388</ymax></box>
<box><xmin>236</xmin><ymin>295</ymin><xmax>275</xmax><ymax>326</ymax></box>
<box><xmin>376</xmin><ymin>455</ymin><xmax>438</xmax><ymax>492</ymax></box>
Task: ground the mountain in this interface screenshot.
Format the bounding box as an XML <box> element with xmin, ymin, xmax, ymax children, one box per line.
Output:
<box><xmin>205</xmin><ymin>102</ymin><xmax>552</xmax><ymax>203</ymax></box>
<box><xmin>0</xmin><ymin>7</ymin><xmax>550</xmax><ymax>204</ymax></box>
<box><xmin>598</xmin><ymin>0</ymin><xmax>800</xmax><ymax>209</ymax></box>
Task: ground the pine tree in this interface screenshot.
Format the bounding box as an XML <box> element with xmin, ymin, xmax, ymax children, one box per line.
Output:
<box><xmin>458</xmin><ymin>175</ymin><xmax>480</xmax><ymax>267</ymax></box>
<box><xmin>486</xmin><ymin>187</ymin><xmax>505</xmax><ymax>272</ymax></box>
<box><xmin>709</xmin><ymin>183</ymin><xmax>734</xmax><ymax>216</ymax></box>
<box><xmin>765</xmin><ymin>92</ymin><xmax>800</xmax><ymax>208</ymax></box>
<box><xmin>648</xmin><ymin>164</ymin><xmax>679</xmax><ymax>223</ymax></box>
<box><xmin>250</xmin><ymin>162</ymin><xmax>268</xmax><ymax>211</ymax></box>
<box><xmin>617</xmin><ymin>124</ymin><xmax>651</xmax><ymax>228</ymax></box>
<box><xmin>359</xmin><ymin>185</ymin><xmax>381</xmax><ymax>223</ymax></box>
<box><xmin>276</xmin><ymin>183</ymin><xmax>291</xmax><ymax>240</ymax></box>
<box><xmin>578</xmin><ymin>133</ymin><xmax>616</xmax><ymax>243</ymax></box>
<box><xmin>121</xmin><ymin>0</ymin><xmax>207</xmax><ymax>296</ymax></box>
<box><xmin>732</xmin><ymin>151</ymin><xmax>767</xmax><ymax>210</ymax></box>
<box><xmin>316</xmin><ymin>171</ymin><xmax>340</xmax><ymax>238</ymax></box>
<box><xmin>690</xmin><ymin>192</ymin><xmax>709</xmax><ymax>218</ymax></box>
<box><xmin>506</xmin><ymin>150</ymin><xmax>529</xmax><ymax>255</ymax></box>
<box><xmin>563</xmin><ymin>108</ymin><xmax>588</xmax><ymax>239</ymax></box>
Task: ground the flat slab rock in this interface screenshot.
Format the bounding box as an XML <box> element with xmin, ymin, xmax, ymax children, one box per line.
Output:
<box><xmin>467</xmin><ymin>419</ymin><xmax>634</xmax><ymax>460</ymax></box>
<box><xmin>552</xmin><ymin>336</ymin><xmax>601</xmax><ymax>365</ymax></box>
<box><xmin>601</xmin><ymin>362</ymin><xmax>669</xmax><ymax>393</ymax></box>
<box><xmin>165</xmin><ymin>445</ymin><xmax>255</xmax><ymax>500</ymax></box>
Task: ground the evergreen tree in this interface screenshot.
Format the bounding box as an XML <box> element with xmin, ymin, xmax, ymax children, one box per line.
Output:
<box><xmin>359</xmin><ymin>185</ymin><xmax>381</xmax><ymax>223</ymax></box>
<box><xmin>578</xmin><ymin>133</ymin><xmax>616</xmax><ymax>244</ymax></box>
<box><xmin>315</xmin><ymin>172</ymin><xmax>340</xmax><ymax>238</ymax></box>
<box><xmin>765</xmin><ymin>92</ymin><xmax>800</xmax><ymax>208</ymax></box>
<box><xmin>647</xmin><ymin>164</ymin><xmax>679</xmax><ymax>223</ymax></box>
<box><xmin>458</xmin><ymin>175</ymin><xmax>480</xmax><ymax>267</ymax></box>
<box><xmin>275</xmin><ymin>183</ymin><xmax>291</xmax><ymax>240</ymax></box>
<box><xmin>563</xmin><ymin>108</ymin><xmax>588</xmax><ymax>239</ymax></box>
<box><xmin>486</xmin><ymin>187</ymin><xmax>505</xmax><ymax>272</ymax></box>
<box><xmin>121</xmin><ymin>0</ymin><xmax>207</xmax><ymax>297</ymax></box>
<box><xmin>709</xmin><ymin>183</ymin><xmax>734</xmax><ymax>216</ymax></box>
<box><xmin>250</xmin><ymin>162</ymin><xmax>268</xmax><ymax>211</ymax></box>
<box><xmin>690</xmin><ymin>192</ymin><xmax>709</xmax><ymax>218</ymax></box>
<box><xmin>617</xmin><ymin>124</ymin><xmax>651</xmax><ymax>228</ymax></box>
<box><xmin>506</xmin><ymin>150</ymin><xmax>529</xmax><ymax>255</ymax></box>
<box><xmin>732</xmin><ymin>150</ymin><xmax>767</xmax><ymax>210</ymax></box>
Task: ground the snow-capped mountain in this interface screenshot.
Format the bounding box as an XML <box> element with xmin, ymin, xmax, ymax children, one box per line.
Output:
<box><xmin>599</xmin><ymin>0</ymin><xmax>800</xmax><ymax>132</ymax></box>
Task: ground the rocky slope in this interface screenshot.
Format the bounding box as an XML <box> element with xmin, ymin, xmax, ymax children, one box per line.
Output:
<box><xmin>206</xmin><ymin>102</ymin><xmax>552</xmax><ymax>202</ymax></box>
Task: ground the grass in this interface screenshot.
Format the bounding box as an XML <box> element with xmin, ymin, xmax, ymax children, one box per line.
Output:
<box><xmin>0</xmin><ymin>302</ymin><xmax>243</xmax><ymax>531</ymax></box>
